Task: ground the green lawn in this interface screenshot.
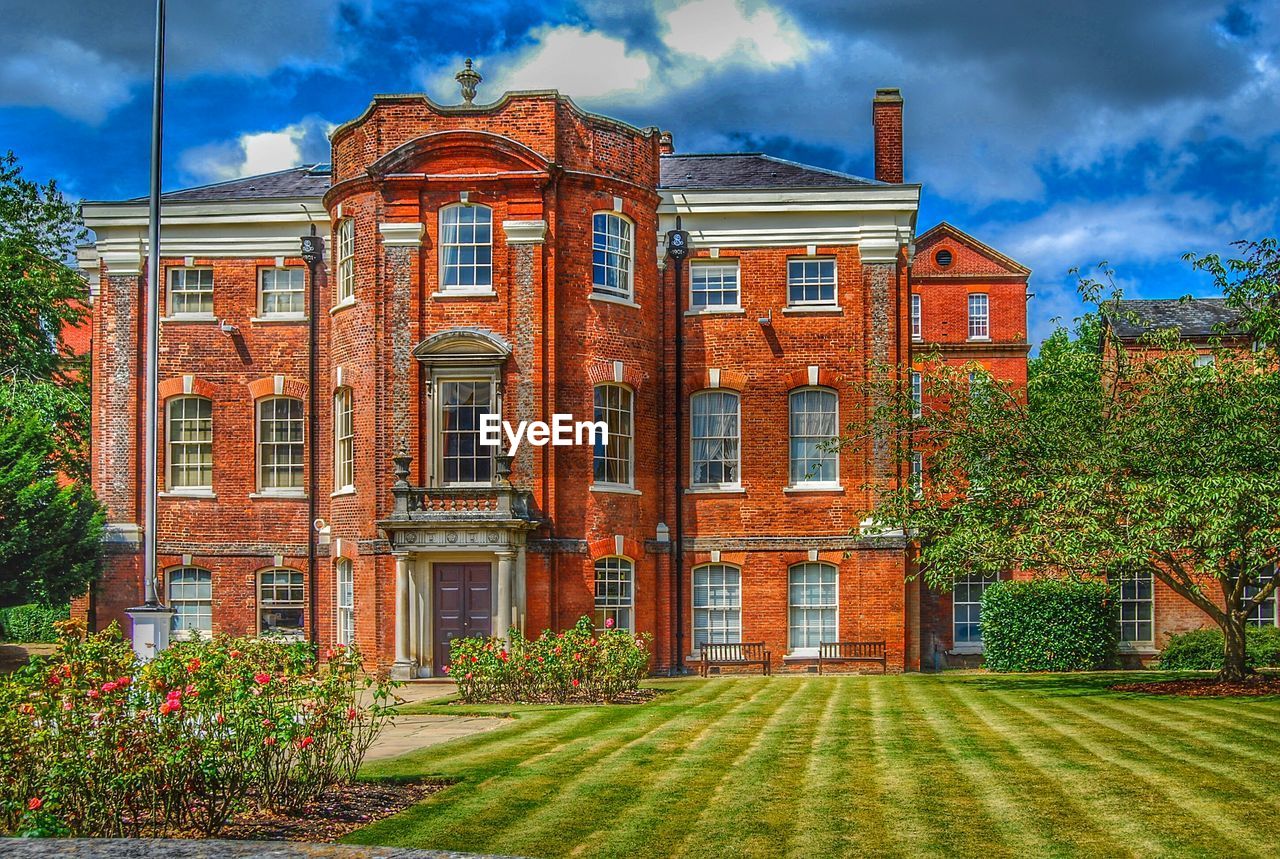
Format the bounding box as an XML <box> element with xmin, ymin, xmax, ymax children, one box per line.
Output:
<box><xmin>350</xmin><ymin>673</ymin><xmax>1280</xmax><ymax>858</ymax></box>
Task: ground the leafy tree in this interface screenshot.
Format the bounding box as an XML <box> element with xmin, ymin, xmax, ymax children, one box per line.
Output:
<box><xmin>853</xmin><ymin>248</ymin><xmax>1280</xmax><ymax>681</ymax></box>
<box><xmin>0</xmin><ymin>412</ymin><xmax>103</xmax><ymax>607</ymax></box>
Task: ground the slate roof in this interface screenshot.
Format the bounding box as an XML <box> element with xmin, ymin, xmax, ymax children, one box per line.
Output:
<box><xmin>126</xmin><ymin>164</ymin><xmax>333</xmax><ymax>203</ymax></box>
<box><xmin>659</xmin><ymin>153</ymin><xmax>880</xmax><ymax>190</ymax></box>
<box><xmin>113</xmin><ymin>151</ymin><xmax>882</xmax><ymax>204</ymax></box>
<box><xmin>1107</xmin><ymin>298</ymin><xmax>1247</xmax><ymax>340</ymax></box>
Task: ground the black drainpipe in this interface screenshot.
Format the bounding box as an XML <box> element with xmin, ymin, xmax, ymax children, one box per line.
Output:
<box><xmin>667</xmin><ymin>217</ymin><xmax>689</xmax><ymax>674</ymax></box>
<box><xmin>301</xmin><ymin>225</ymin><xmax>324</xmax><ymax>649</ymax></box>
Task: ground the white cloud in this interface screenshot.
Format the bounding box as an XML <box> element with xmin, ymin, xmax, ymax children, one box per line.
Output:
<box><xmin>0</xmin><ymin>38</ymin><xmax>134</xmax><ymax>123</ymax></box>
<box><xmin>462</xmin><ymin>26</ymin><xmax>656</xmax><ymax>101</ymax></box>
<box><xmin>660</xmin><ymin>0</ymin><xmax>809</xmax><ymax>66</ymax></box>
<box><xmin>178</xmin><ymin>116</ymin><xmax>336</xmax><ymax>184</ymax></box>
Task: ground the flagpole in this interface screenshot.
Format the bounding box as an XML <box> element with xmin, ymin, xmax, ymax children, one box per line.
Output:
<box><xmin>129</xmin><ymin>0</ymin><xmax>173</xmax><ymax>658</ymax></box>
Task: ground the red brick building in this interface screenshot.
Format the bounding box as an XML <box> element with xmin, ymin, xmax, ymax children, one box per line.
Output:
<box><xmin>80</xmin><ymin>81</ymin><xmax>1033</xmax><ymax>674</ymax></box>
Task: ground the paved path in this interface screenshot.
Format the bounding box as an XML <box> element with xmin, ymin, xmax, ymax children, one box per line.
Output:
<box><xmin>0</xmin><ymin>839</ymin><xmax>517</xmax><ymax>858</ymax></box>
<box><xmin>362</xmin><ymin>681</ymin><xmax>507</xmax><ymax>762</ymax></box>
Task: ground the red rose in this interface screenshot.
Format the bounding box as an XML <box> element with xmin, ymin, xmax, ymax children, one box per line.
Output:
<box><xmin>229</xmin><ymin>649</ymin><xmax>242</xmax><ymax>659</ymax></box>
<box><xmin>254</xmin><ymin>672</ymin><xmax>271</xmax><ymax>685</ymax></box>
<box><xmin>571</xmin><ymin>678</ymin><xmax>580</xmax><ymax>687</ymax></box>
<box><xmin>297</xmin><ymin>736</ymin><xmax>314</xmax><ymax>749</ymax></box>
<box><xmin>264</xmin><ymin>736</ymin><xmax>276</xmax><ymax>746</ymax></box>
<box><xmin>27</xmin><ymin>798</ymin><xmax>42</xmax><ymax>811</ymax></box>
<box><xmin>186</xmin><ymin>658</ymin><xmax>201</xmax><ymax>673</ymax></box>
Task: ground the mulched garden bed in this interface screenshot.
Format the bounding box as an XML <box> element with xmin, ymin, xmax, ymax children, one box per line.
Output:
<box><xmin>1111</xmin><ymin>675</ymin><xmax>1280</xmax><ymax>697</ymax></box>
<box><xmin>174</xmin><ymin>781</ymin><xmax>445</xmax><ymax>843</ymax></box>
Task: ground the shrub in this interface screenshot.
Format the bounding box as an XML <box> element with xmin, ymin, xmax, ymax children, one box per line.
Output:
<box><xmin>449</xmin><ymin>615</ymin><xmax>650</xmax><ymax>703</ymax></box>
<box><xmin>1158</xmin><ymin>626</ymin><xmax>1280</xmax><ymax>671</ymax></box>
<box><xmin>0</xmin><ymin>621</ymin><xmax>396</xmax><ymax>838</ymax></box>
<box><xmin>979</xmin><ymin>578</ymin><xmax>1118</xmax><ymax>672</ymax></box>
<box><xmin>0</xmin><ymin>604</ymin><xmax>69</xmax><ymax>643</ymax></box>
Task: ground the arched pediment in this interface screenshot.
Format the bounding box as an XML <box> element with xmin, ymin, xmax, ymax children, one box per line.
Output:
<box><xmin>367</xmin><ymin>130</ymin><xmax>551</xmax><ymax>178</ymax></box>
<box><xmin>413</xmin><ymin>327</ymin><xmax>512</xmax><ymax>366</ymax></box>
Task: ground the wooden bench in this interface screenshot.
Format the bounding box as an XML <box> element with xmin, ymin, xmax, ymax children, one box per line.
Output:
<box><xmin>817</xmin><ymin>641</ymin><xmax>887</xmax><ymax>674</ymax></box>
<box><xmin>698</xmin><ymin>641</ymin><xmax>772</xmax><ymax>676</ymax></box>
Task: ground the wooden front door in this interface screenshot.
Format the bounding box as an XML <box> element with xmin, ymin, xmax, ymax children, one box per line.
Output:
<box><xmin>433</xmin><ymin>563</ymin><xmax>492</xmax><ymax>674</ymax></box>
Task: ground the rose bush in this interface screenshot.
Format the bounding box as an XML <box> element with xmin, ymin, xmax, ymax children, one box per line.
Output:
<box><xmin>448</xmin><ymin>616</ymin><xmax>650</xmax><ymax>703</ymax></box>
<box><xmin>0</xmin><ymin>621</ymin><xmax>396</xmax><ymax>837</ymax></box>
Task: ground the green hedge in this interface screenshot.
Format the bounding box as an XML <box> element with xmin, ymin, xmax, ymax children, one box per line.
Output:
<box><xmin>979</xmin><ymin>579</ymin><xmax>1118</xmax><ymax>672</ymax></box>
<box><xmin>0</xmin><ymin>604</ymin><xmax>69</xmax><ymax>643</ymax></box>
<box><xmin>1157</xmin><ymin>626</ymin><xmax>1280</xmax><ymax>671</ymax></box>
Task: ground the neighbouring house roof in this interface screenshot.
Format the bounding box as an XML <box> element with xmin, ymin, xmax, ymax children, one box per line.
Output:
<box><xmin>658</xmin><ymin>153</ymin><xmax>882</xmax><ymax>190</ymax></box>
<box><xmin>101</xmin><ymin>152</ymin><xmax>885</xmax><ymax>205</ymax></box>
<box><xmin>1107</xmin><ymin>298</ymin><xmax>1247</xmax><ymax>340</ymax></box>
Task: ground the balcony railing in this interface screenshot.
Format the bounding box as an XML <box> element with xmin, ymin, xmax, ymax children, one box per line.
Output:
<box><xmin>387</xmin><ymin>455</ymin><xmax>536</xmax><ymax>522</ymax></box>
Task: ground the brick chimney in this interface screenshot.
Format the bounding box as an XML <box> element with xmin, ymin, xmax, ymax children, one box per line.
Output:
<box><xmin>872</xmin><ymin>88</ymin><xmax>903</xmax><ymax>183</ymax></box>
<box><xmin>659</xmin><ymin>130</ymin><xmax>674</xmax><ymax>155</ymax></box>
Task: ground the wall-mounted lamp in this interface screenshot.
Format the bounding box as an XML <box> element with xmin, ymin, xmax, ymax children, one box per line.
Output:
<box><xmin>757</xmin><ymin>308</ymin><xmax>773</xmax><ymax>327</ymax></box>
<box><xmin>218</xmin><ymin>319</ymin><xmax>239</xmax><ymax>336</ymax></box>
<box><xmin>460</xmin><ymin>190</ymin><xmax>471</xmax><ymax>205</ymax></box>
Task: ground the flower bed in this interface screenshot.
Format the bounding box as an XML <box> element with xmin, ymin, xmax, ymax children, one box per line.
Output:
<box><xmin>447</xmin><ymin>616</ymin><xmax>650</xmax><ymax>703</ymax></box>
<box><xmin>0</xmin><ymin>621</ymin><xmax>396</xmax><ymax>838</ymax></box>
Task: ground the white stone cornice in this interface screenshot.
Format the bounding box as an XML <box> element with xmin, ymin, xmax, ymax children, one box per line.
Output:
<box><xmin>502</xmin><ymin>219</ymin><xmax>548</xmax><ymax>244</ymax></box>
<box><xmin>100</xmin><ymin>250</ymin><xmax>143</xmax><ymax>276</ymax></box>
<box><xmin>379</xmin><ymin>222</ymin><xmax>425</xmax><ymax>247</ymax></box>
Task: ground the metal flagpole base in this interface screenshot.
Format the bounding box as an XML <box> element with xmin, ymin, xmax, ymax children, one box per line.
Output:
<box><xmin>126</xmin><ymin>604</ymin><xmax>176</xmax><ymax>661</ymax></box>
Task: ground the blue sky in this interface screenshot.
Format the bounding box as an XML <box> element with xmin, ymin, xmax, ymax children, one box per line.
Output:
<box><xmin>2</xmin><ymin>0</ymin><xmax>1277</xmax><ymax>346</ymax></box>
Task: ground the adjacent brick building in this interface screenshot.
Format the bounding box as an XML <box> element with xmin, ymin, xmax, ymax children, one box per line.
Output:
<box><xmin>80</xmin><ymin>78</ymin><xmax>1036</xmax><ymax>674</ymax></box>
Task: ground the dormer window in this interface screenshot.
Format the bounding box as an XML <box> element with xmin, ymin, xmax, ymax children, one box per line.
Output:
<box><xmin>439</xmin><ymin>204</ymin><xmax>493</xmax><ymax>293</ymax></box>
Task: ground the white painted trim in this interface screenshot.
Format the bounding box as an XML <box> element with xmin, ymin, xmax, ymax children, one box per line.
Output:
<box><xmin>685</xmin><ymin>486</ymin><xmax>745</xmax><ymax>495</ymax></box>
<box><xmin>329</xmin><ymin>296</ymin><xmax>358</xmax><ymax>315</ymax></box>
<box><xmin>330</xmin><ymin>487</ymin><xmax>357</xmax><ymax>498</ymax></box>
<box><xmin>379</xmin><ymin>222</ymin><xmax>425</xmax><ymax>247</ymax></box>
<box><xmin>102</xmin><ymin>250</ymin><xmax>143</xmax><ymax>276</ymax></box>
<box><xmin>159</xmin><ymin>490</ymin><xmax>217</xmax><ymax>499</ymax></box>
<box><xmin>783</xmin><ymin>485</ymin><xmax>844</xmax><ymax>494</ymax></box>
<box><xmin>588</xmin><ymin>293</ymin><xmax>641</xmax><ymax>310</ymax></box>
<box><xmin>685</xmin><ymin>307</ymin><xmax>745</xmax><ymax>317</ymax></box>
<box><xmin>250</xmin><ymin>314</ymin><xmax>308</xmax><ymax>324</ymax></box>
<box><xmin>590</xmin><ymin>484</ymin><xmax>642</xmax><ymax>496</ymax></box>
<box><xmin>780</xmin><ymin>306</ymin><xmax>843</xmax><ymax>315</ymax></box>
<box><xmin>160</xmin><ymin>314</ymin><xmax>218</xmax><ymax>323</ymax></box>
<box><xmin>502</xmin><ymin>219</ymin><xmax>548</xmax><ymax>244</ymax></box>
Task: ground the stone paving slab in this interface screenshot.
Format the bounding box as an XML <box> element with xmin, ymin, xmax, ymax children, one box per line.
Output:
<box><xmin>0</xmin><ymin>839</ymin><xmax>518</xmax><ymax>859</ymax></box>
<box><xmin>364</xmin><ymin>715</ymin><xmax>508</xmax><ymax>761</ymax></box>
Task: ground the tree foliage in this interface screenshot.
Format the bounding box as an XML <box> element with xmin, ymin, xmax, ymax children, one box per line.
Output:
<box><xmin>852</xmin><ymin>244</ymin><xmax>1280</xmax><ymax>681</ymax></box>
<box><xmin>0</xmin><ymin>413</ymin><xmax>103</xmax><ymax>607</ymax></box>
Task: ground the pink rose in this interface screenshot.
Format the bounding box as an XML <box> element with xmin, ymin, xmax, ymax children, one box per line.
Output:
<box><xmin>605</xmin><ymin>617</ymin><xmax>615</xmax><ymax>629</ymax></box>
<box><xmin>27</xmin><ymin>797</ymin><xmax>42</xmax><ymax>811</ymax></box>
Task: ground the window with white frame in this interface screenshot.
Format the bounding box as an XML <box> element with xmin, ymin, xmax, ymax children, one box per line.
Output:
<box><xmin>168</xmin><ymin>268</ymin><xmax>213</xmax><ymax>316</ymax></box>
<box><xmin>788</xmin><ymin>562</ymin><xmax>837</xmax><ymax>651</ymax></box>
<box><xmin>789</xmin><ymin>388</ymin><xmax>838</xmax><ymax>486</ymax></box>
<box><xmin>911</xmin><ymin>293</ymin><xmax>921</xmax><ymax>340</ymax></box>
<box><xmin>910</xmin><ymin>451</ymin><xmax>923</xmax><ymax>499</ymax></box>
<box><xmin>336</xmin><ymin>558</ymin><xmax>354</xmax><ymax>647</ymax></box>
<box><xmin>438</xmin><ymin>379</ymin><xmax>496</xmax><ymax>485</ymax></box>
<box><xmin>257</xmin><ymin>397</ymin><xmax>304</xmax><ymax>492</ymax></box>
<box><xmin>954</xmin><ymin>573</ymin><xmax>996</xmax><ymax>649</ymax></box>
<box><xmin>337</xmin><ymin>218</ymin><xmax>355</xmax><ymax>303</ymax></box>
<box><xmin>439</xmin><ymin>204</ymin><xmax>493</xmax><ymax>291</ymax></box>
<box><xmin>1118</xmin><ymin>569</ymin><xmax>1154</xmax><ymax>644</ymax></box>
<box><xmin>333</xmin><ymin>388</ymin><xmax>354</xmax><ymax>492</ymax></box>
<box><xmin>1244</xmin><ymin>566</ymin><xmax>1278</xmax><ymax>627</ymax></box>
<box><xmin>787</xmin><ymin>258</ymin><xmax>836</xmax><ymax>306</ymax></box>
<box><xmin>968</xmin><ymin>293</ymin><xmax>989</xmax><ymax>339</ymax></box>
<box><xmin>911</xmin><ymin>371</ymin><xmax>922</xmax><ymax>418</ymax></box>
<box><xmin>259</xmin><ymin>568</ymin><xmax>305</xmax><ymax>637</ymax></box>
<box><xmin>593</xmin><ymin>384</ymin><xmax>633</xmax><ymax>487</ymax></box>
<box><xmin>592</xmin><ymin>212</ymin><xmax>633</xmax><ymax>300</ymax></box>
<box><xmin>168</xmin><ymin>567</ymin><xmax>212</xmax><ymax>638</ymax></box>
<box><xmin>691</xmin><ymin>390</ymin><xmax>740</xmax><ymax>487</ymax></box>
<box><xmin>259</xmin><ymin>267</ymin><xmax>305</xmax><ymax>317</ymax></box>
<box><xmin>693</xmin><ymin>564</ymin><xmax>741</xmax><ymax>650</ymax></box>
<box><xmin>593</xmin><ymin>556</ymin><xmax>633</xmax><ymax>631</ymax></box>
<box><xmin>690</xmin><ymin>261</ymin><xmax>740</xmax><ymax>310</ymax></box>
<box><xmin>167</xmin><ymin>396</ymin><xmax>213</xmax><ymax>490</ymax></box>
<box><xmin>1193</xmin><ymin>354</ymin><xmax>1216</xmax><ymax>368</ymax></box>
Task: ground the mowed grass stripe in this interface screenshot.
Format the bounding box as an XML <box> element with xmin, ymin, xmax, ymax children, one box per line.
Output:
<box><xmin>593</xmin><ymin>679</ymin><xmax>806</xmax><ymax>857</ymax></box>
<box><xmin>935</xmin><ymin>679</ymin><xmax>1141</xmax><ymax>858</ymax></box>
<box><xmin>494</xmin><ymin>680</ymin><xmax>757</xmax><ymax>856</ymax></box>
<box><xmin>675</xmin><ymin>678</ymin><xmax>831</xmax><ymax>857</ymax></box>
<box><xmin>989</xmin><ymin>688</ymin><xmax>1261</xmax><ymax>856</ymax></box>
<box><xmin>785</xmin><ymin>677</ymin><xmax>899</xmax><ymax>857</ymax></box>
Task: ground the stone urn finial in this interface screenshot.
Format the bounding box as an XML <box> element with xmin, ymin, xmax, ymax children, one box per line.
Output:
<box><xmin>456</xmin><ymin>59</ymin><xmax>482</xmax><ymax>105</ymax></box>
<box><xmin>392</xmin><ymin>455</ymin><xmax>412</xmax><ymax>487</ymax></box>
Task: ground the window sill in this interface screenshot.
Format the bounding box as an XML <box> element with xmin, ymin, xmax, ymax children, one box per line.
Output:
<box><xmin>783</xmin><ymin>484</ymin><xmax>844</xmax><ymax>494</ymax></box>
<box><xmin>685</xmin><ymin>307</ymin><xmax>744</xmax><ymax>317</ymax></box>
<box><xmin>1117</xmin><ymin>643</ymin><xmax>1157</xmax><ymax>655</ymax></box>
<box><xmin>589</xmin><ymin>293</ymin><xmax>640</xmax><ymax>309</ymax></box>
<box><xmin>160</xmin><ymin>314</ymin><xmax>217</xmax><ymax>323</ymax></box>
<box><xmin>781</xmin><ymin>305</ymin><xmax>842</xmax><ymax>315</ymax></box>
<box><xmin>950</xmin><ymin>645</ymin><xmax>984</xmax><ymax>655</ymax></box>
<box><xmin>591</xmin><ymin>484</ymin><xmax>642</xmax><ymax>496</ymax></box>
<box><xmin>250</xmin><ymin>491</ymin><xmax>308</xmax><ymax>500</ymax></box>
<box><xmin>685</xmin><ymin>485</ymin><xmax>745</xmax><ymax>495</ymax></box>
<box><xmin>911</xmin><ymin>336</ymin><xmax>923</xmax><ymax>343</ymax></box>
<box><xmin>432</xmin><ymin>290</ymin><xmax>497</xmax><ymax>300</ymax></box>
<box><xmin>329</xmin><ymin>297</ymin><xmax>357</xmax><ymax>315</ymax></box>
<box><xmin>967</xmin><ymin>336</ymin><xmax>991</xmax><ymax>343</ymax></box>
<box><xmin>330</xmin><ymin>487</ymin><xmax>356</xmax><ymax>498</ymax></box>
<box><xmin>250</xmin><ymin>315</ymin><xmax>308</xmax><ymax>324</ymax></box>
<box><xmin>784</xmin><ymin>651</ymin><xmax>819</xmax><ymax>661</ymax></box>
<box><xmin>159</xmin><ymin>490</ymin><xmax>216</xmax><ymax>499</ymax></box>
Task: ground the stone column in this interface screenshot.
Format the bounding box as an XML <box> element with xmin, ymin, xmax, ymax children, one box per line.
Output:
<box><xmin>516</xmin><ymin>544</ymin><xmax>527</xmax><ymax>634</ymax></box>
<box><xmin>392</xmin><ymin>552</ymin><xmax>415</xmax><ymax>679</ymax></box>
<box><xmin>495</xmin><ymin>550</ymin><xmax>516</xmax><ymax>643</ymax></box>
<box><xmin>407</xmin><ymin>557</ymin><xmax>420</xmax><ymax>669</ymax></box>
